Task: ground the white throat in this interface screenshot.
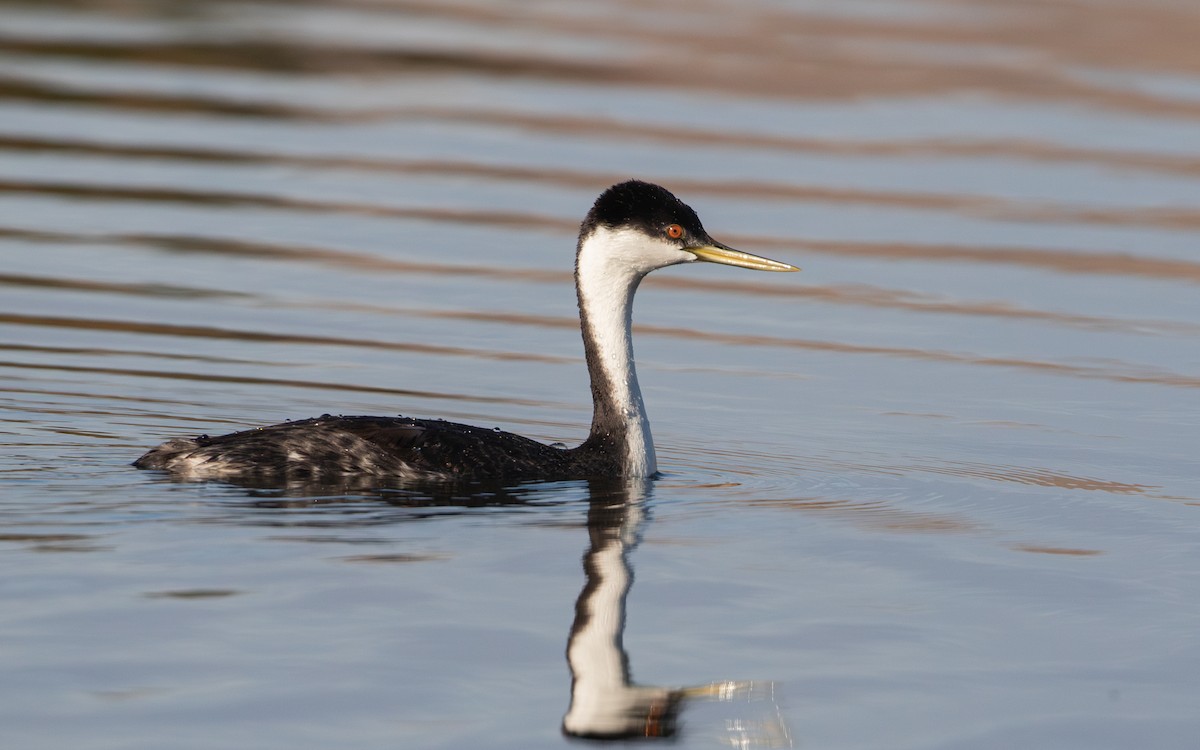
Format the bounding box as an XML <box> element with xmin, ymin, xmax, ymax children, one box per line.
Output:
<box><xmin>576</xmin><ymin>227</ymin><xmax>693</xmax><ymax>477</ymax></box>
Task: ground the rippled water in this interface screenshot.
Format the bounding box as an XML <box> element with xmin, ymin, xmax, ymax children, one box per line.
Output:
<box><xmin>3</xmin><ymin>1</ymin><xmax>1199</xmax><ymax>747</ymax></box>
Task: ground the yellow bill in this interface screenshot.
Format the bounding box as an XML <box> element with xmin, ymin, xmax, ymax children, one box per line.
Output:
<box><xmin>689</xmin><ymin>242</ymin><xmax>800</xmax><ymax>272</ymax></box>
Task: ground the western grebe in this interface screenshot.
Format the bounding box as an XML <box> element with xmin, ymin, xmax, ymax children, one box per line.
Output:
<box><xmin>134</xmin><ymin>180</ymin><xmax>798</xmax><ymax>482</ymax></box>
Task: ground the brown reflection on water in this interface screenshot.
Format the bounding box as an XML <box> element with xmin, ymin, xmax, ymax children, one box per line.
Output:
<box><xmin>265</xmin><ymin>534</ymin><xmax>395</xmax><ymax>545</ymax></box>
<box><xmin>9</xmin><ymin>222</ymin><xmax>1196</xmax><ymax>335</ymax></box>
<box><xmin>0</xmin><ymin>532</ymin><xmax>92</xmax><ymax>543</ymax></box>
<box><xmin>338</xmin><ymin>552</ymin><xmax>447</xmax><ymax>563</ymax></box>
<box><xmin>0</xmin><ymin>178</ymin><xmax>568</xmax><ymax>231</ymax></box>
<box><xmin>911</xmin><ymin>462</ymin><xmax>1154</xmax><ymax>495</ymax></box>
<box><xmin>143</xmin><ymin>589</ymin><xmax>242</xmax><ymax>599</ymax></box>
<box><xmin>0</xmin><ymin>532</ymin><xmax>112</xmax><ymax>553</ymax></box>
<box><xmin>0</xmin><ymin>73</ymin><xmax>350</xmax><ymax>120</ymax></box>
<box><xmin>0</xmin><ymin>385</ymin><xmax>208</xmax><ymax>408</ymax></box>
<box><xmin>738</xmin><ymin>236</ymin><xmax>1200</xmax><ymax>286</ymax></box>
<box><xmin>275</xmin><ymin>304</ymin><xmax>1199</xmax><ymax>390</ymax></box>
<box><xmin>0</xmin><ymin>227</ymin><xmax>568</xmax><ymax>284</ymax></box>
<box><xmin>1014</xmin><ymin>545</ymin><xmax>1103</xmax><ymax>556</ymax></box>
<box><xmin>743</xmin><ymin>496</ymin><xmax>978</xmax><ymax>536</ymax></box>
<box><xmin>4</xmin><ymin>254</ymin><xmax>1197</xmax><ymax>404</ymax></box>
<box><xmin>0</xmin><ymin>36</ymin><xmax>619</xmax><ymax>82</ymax></box>
<box><xmin>0</xmin><ymin>271</ymin><xmax>250</xmax><ymax>301</ymax></box>
<box><xmin>5</xmin><ymin>0</ymin><xmax>1200</xmax><ymax>121</ymax></box>
<box><xmin>638</xmin><ymin>322</ymin><xmax>1200</xmax><ymax>390</ymax></box>
<box><xmin>0</xmin><ymin>341</ymin><xmax>279</xmax><ymax>366</ymax></box>
<box><xmin>0</xmin><ymin>359</ymin><xmax>557</xmax><ymax>408</ymax></box>
<box><xmin>10</xmin><ymin>125</ymin><xmax>1200</xmax><ymax>212</ymax></box>
<box><xmin>9</xmin><ymin>185</ymin><xmax>1200</xmax><ymax>287</ymax></box>
<box><xmin>648</xmin><ymin>278</ymin><xmax>1200</xmax><ymax>336</ymax></box>
<box><xmin>395</xmin><ymin>108</ymin><xmax>1200</xmax><ymax>179</ymax></box>
<box><xmin>9</xmin><ymin>134</ymin><xmax>1200</xmax><ymax>234</ymax></box>
<box><xmin>0</xmin><ymin>312</ymin><xmax>572</xmax><ymax>364</ymax></box>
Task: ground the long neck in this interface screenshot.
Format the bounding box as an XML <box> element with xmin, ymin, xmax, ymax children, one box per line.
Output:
<box><xmin>575</xmin><ymin>232</ymin><xmax>657</xmax><ymax>477</ymax></box>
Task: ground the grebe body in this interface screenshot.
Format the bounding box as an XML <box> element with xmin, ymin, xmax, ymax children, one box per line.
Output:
<box><xmin>135</xmin><ymin>180</ymin><xmax>798</xmax><ymax>481</ymax></box>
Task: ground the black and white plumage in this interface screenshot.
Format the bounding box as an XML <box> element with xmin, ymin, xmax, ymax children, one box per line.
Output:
<box><xmin>134</xmin><ymin>180</ymin><xmax>798</xmax><ymax>482</ymax></box>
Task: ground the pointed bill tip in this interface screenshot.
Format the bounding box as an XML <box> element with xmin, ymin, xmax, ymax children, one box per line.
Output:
<box><xmin>689</xmin><ymin>244</ymin><xmax>800</xmax><ymax>272</ymax></box>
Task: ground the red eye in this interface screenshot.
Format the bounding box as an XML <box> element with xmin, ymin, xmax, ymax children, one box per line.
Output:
<box><xmin>666</xmin><ymin>224</ymin><xmax>683</xmax><ymax>239</ymax></box>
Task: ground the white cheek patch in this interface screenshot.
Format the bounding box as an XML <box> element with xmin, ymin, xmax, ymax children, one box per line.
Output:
<box><xmin>580</xmin><ymin>226</ymin><xmax>694</xmax><ymax>275</ymax></box>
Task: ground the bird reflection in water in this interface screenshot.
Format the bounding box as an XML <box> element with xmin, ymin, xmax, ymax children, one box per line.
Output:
<box><xmin>564</xmin><ymin>479</ymin><xmax>791</xmax><ymax>746</ymax></box>
<box><xmin>150</xmin><ymin>473</ymin><xmax>790</xmax><ymax>745</ymax></box>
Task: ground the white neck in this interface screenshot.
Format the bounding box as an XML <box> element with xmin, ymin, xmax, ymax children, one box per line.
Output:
<box><xmin>576</xmin><ymin>227</ymin><xmax>683</xmax><ymax>477</ymax></box>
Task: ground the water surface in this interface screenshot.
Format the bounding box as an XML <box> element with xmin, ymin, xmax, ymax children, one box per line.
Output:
<box><xmin>2</xmin><ymin>1</ymin><xmax>1199</xmax><ymax>748</ymax></box>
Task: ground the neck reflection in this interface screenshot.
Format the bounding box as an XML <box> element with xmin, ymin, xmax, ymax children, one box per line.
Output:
<box><xmin>562</xmin><ymin>479</ymin><xmax>790</xmax><ymax>745</ymax></box>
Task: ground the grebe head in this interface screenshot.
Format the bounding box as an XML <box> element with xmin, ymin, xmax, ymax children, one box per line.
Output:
<box><xmin>577</xmin><ymin>180</ymin><xmax>799</xmax><ymax>276</ymax></box>
<box><xmin>572</xmin><ymin>180</ymin><xmax>798</xmax><ymax>478</ymax></box>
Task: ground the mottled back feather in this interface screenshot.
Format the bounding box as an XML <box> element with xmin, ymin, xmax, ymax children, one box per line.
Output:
<box><xmin>134</xmin><ymin>415</ymin><xmax>623</xmax><ymax>481</ymax></box>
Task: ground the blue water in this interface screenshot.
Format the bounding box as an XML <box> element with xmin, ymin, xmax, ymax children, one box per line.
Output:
<box><xmin>2</xmin><ymin>1</ymin><xmax>1199</xmax><ymax>747</ymax></box>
